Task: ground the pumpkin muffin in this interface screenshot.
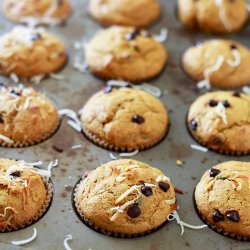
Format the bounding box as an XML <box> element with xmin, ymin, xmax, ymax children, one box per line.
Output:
<box><xmin>178</xmin><ymin>0</ymin><xmax>248</xmax><ymax>34</ymax></box>
<box><xmin>3</xmin><ymin>0</ymin><xmax>72</xmax><ymax>26</ymax></box>
<box><xmin>195</xmin><ymin>161</ymin><xmax>250</xmax><ymax>241</ymax></box>
<box><xmin>89</xmin><ymin>0</ymin><xmax>161</xmax><ymax>28</ymax></box>
<box><xmin>182</xmin><ymin>40</ymin><xmax>250</xmax><ymax>89</ymax></box>
<box><xmin>0</xmin><ymin>85</ymin><xmax>59</xmax><ymax>147</ymax></box>
<box><xmin>80</xmin><ymin>86</ymin><xmax>169</xmax><ymax>152</ymax></box>
<box><xmin>187</xmin><ymin>91</ymin><xmax>250</xmax><ymax>155</ymax></box>
<box><xmin>85</xmin><ymin>26</ymin><xmax>168</xmax><ymax>83</ymax></box>
<box><xmin>0</xmin><ymin>158</ymin><xmax>53</xmax><ymax>232</ymax></box>
<box><xmin>0</xmin><ymin>26</ymin><xmax>67</xmax><ymax>78</ymax></box>
<box><xmin>74</xmin><ymin>159</ymin><xmax>176</xmax><ymax>237</ymax></box>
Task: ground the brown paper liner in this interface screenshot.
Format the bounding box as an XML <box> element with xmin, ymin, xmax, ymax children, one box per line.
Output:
<box><xmin>72</xmin><ymin>177</ymin><xmax>169</xmax><ymax>238</ymax></box>
<box><xmin>193</xmin><ymin>188</ymin><xmax>250</xmax><ymax>242</ymax></box>
<box><xmin>0</xmin><ymin>119</ymin><xmax>60</xmax><ymax>148</ymax></box>
<box><xmin>186</xmin><ymin>120</ymin><xmax>250</xmax><ymax>156</ymax></box>
<box><xmin>0</xmin><ymin>179</ymin><xmax>53</xmax><ymax>233</ymax></box>
<box><xmin>82</xmin><ymin>122</ymin><xmax>170</xmax><ymax>153</ymax></box>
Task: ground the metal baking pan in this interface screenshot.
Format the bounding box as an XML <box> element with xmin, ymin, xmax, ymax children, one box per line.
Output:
<box><xmin>0</xmin><ymin>0</ymin><xmax>249</xmax><ymax>249</ymax></box>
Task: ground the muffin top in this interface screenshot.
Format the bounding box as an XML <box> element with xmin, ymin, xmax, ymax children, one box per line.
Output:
<box><xmin>0</xmin><ymin>85</ymin><xmax>59</xmax><ymax>147</ymax></box>
<box><xmin>75</xmin><ymin>159</ymin><xmax>176</xmax><ymax>235</ymax></box>
<box><xmin>3</xmin><ymin>0</ymin><xmax>72</xmax><ymax>25</ymax></box>
<box><xmin>178</xmin><ymin>0</ymin><xmax>248</xmax><ymax>33</ymax></box>
<box><xmin>85</xmin><ymin>26</ymin><xmax>168</xmax><ymax>82</ymax></box>
<box><xmin>0</xmin><ymin>158</ymin><xmax>49</xmax><ymax>231</ymax></box>
<box><xmin>195</xmin><ymin>161</ymin><xmax>250</xmax><ymax>238</ymax></box>
<box><xmin>182</xmin><ymin>40</ymin><xmax>250</xmax><ymax>89</ymax></box>
<box><xmin>89</xmin><ymin>0</ymin><xmax>161</xmax><ymax>28</ymax></box>
<box><xmin>0</xmin><ymin>26</ymin><xmax>67</xmax><ymax>77</ymax></box>
<box><xmin>187</xmin><ymin>91</ymin><xmax>250</xmax><ymax>155</ymax></box>
<box><xmin>80</xmin><ymin>87</ymin><xmax>169</xmax><ymax>151</ymax></box>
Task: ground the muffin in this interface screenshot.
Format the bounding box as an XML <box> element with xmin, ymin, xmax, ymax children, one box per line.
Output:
<box><xmin>0</xmin><ymin>85</ymin><xmax>59</xmax><ymax>147</ymax></box>
<box><xmin>177</xmin><ymin>0</ymin><xmax>248</xmax><ymax>34</ymax></box>
<box><xmin>85</xmin><ymin>26</ymin><xmax>168</xmax><ymax>83</ymax></box>
<box><xmin>80</xmin><ymin>86</ymin><xmax>169</xmax><ymax>152</ymax></box>
<box><xmin>182</xmin><ymin>40</ymin><xmax>250</xmax><ymax>89</ymax></box>
<box><xmin>187</xmin><ymin>91</ymin><xmax>250</xmax><ymax>155</ymax></box>
<box><xmin>195</xmin><ymin>161</ymin><xmax>250</xmax><ymax>241</ymax></box>
<box><xmin>89</xmin><ymin>0</ymin><xmax>161</xmax><ymax>28</ymax></box>
<box><xmin>0</xmin><ymin>158</ymin><xmax>53</xmax><ymax>232</ymax></box>
<box><xmin>74</xmin><ymin>159</ymin><xmax>176</xmax><ymax>237</ymax></box>
<box><xmin>3</xmin><ymin>0</ymin><xmax>72</xmax><ymax>26</ymax></box>
<box><xmin>0</xmin><ymin>26</ymin><xmax>67</xmax><ymax>78</ymax></box>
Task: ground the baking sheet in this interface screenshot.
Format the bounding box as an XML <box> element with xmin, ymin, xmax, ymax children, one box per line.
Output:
<box><xmin>0</xmin><ymin>0</ymin><xmax>249</xmax><ymax>249</ymax></box>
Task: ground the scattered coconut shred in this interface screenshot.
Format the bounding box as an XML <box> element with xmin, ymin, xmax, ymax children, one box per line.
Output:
<box><xmin>153</xmin><ymin>28</ymin><xmax>168</xmax><ymax>43</ymax></box>
<box><xmin>0</xmin><ymin>134</ymin><xmax>14</xmax><ymax>144</ymax></box>
<box><xmin>190</xmin><ymin>144</ymin><xmax>208</xmax><ymax>153</ymax></box>
<box><xmin>109</xmin><ymin>149</ymin><xmax>139</xmax><ymax>160</ymax></box>
<box><xmin>215</xmin><ymin>102</ymin><xmax>227</xmax><ymax>124</ymax></box>
<box><xmin>59</xmin><ymin>109</ymin><xmax>82</xmax><ymax>133</ymax></box>
<box><xmin>64</xmin><ymin>234</ymin><xmax>73</xmax><ymax>250</ymax></box>
<box><xmin>11</xmin><ymin>228</ymin><xmax>37</xmax><ymax>246</ymax></box>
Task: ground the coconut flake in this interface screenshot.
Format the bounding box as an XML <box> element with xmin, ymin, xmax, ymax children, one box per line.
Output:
<box><xmin>214</xmin><ymin>0</ymin><xmax>232</xmax><ymax>31</ymax></box>
<box><xmin>190</xmin><ymin>144</ymin><xmax>208</xmax><ymax>152</ymax></box>
<box><xmin>215</xmin><ymin>102</ymin><xmax>227</xmax><ymax>124</ymax></box>
<box><xmin>27</xmin><ymin>161</ymin><xmax>43</xmax><ymax>167</ymax></box>
<box><xmin>107</xmin><ymin>80</ymin><xmax>130</xmax><ymax>88</ymax></box>
<box><xmin>59</xmin><ymin>109</ymin><xmax>82</xmax><ymax>133</ymax></box>
<box><xmin>67</xmin><ymin>120</ymin><xmax>82</xmax><ymax>132</ymax></box>
<box><xmin>0</xmin><ymin>134</ymin><xmax>14</xmax><ymax>144</ymax></box>
<box><xmin>71</xmin><ymin>144</ymin><xmax>82</xmax><ymax>150</ymax></box>
<box><xmin>73</xmin><ymin>61</ymin><xmax>89</xmax><ymax>73</ymax></box>
<box><xmin>49</xmin><ymin>73</ymin><xmax>65</xmax><ymax>80</ymax></box>
<box><xmin>10</xmin><ymin>73</ymin><xmax>19</xmax><ymax>84</ymax></box>
<box><xmin>12</xmin><ymin>228</ymin><xmax>37</xmax><ymax>246</ymax></box>
<box><xmin>63</xmin><ymin>234</ymin><xmax>73</xmax><ymax>250</ymax></box>
<box><xmin>168</xmin><ymin>210</ymin><xmax>207</xmax><ymax>235</ymax></box>
<box><xmin>119</xmin><ymin>150</ymin><xmax>139</xmax><ymax>157</ymax></box>
<box><xmin>109</xmin><ymin>153</ymin><xmax>117</xmax><ymax>160</ymax></box>
<box><xmin>227</xmin><ymin>49</ymin><xmax>241</xmax><ymax>67</ymax></box>
<box><xmin>116</xmin><ymin>185</ymin><xmax>141</xmax><ymax>203</ymax></box>
<box><xmin>134</xmin><ymin>83</ymin><xmax>162</xmax><ymax>97</ymax></box>
<box><xmin>153</xmin><ymin>28</ymin><xmax>168</xmax><ymax>43</ymax></box>
<box><xmin>166</xmin><ymin>198</ymin><xmax>176</xmax><ymax>205</ymax></box>
<box><xmin>242</xmin><ymin>86</ymin><xmax>250</xmax><ymax>95</ymax></box>
<box><xmin>155</xmin><ymin>175</ymin><xmax>171</xmax><ymax>182</ymax></box>
<box><xmin>22</xmin><ymin>97</ymin><xmax>31</xmax><ymax>110</ymax></box>
<box><xmin>30</xmin><ymin>74</ymin><xmax>45</xmax><ymax>85</ymax></box>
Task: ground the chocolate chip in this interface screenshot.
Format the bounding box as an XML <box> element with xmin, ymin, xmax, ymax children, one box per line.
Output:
<box><xmin>141</xmin><ymin>185</ymin><xmax>153</xmax><ymax>197</ymax></box>
<box><xmin>210</xmin><ymin>168</ymin><xmax>221</xmax><ymax>178</ymax></box>
<box><xmin>132</xmin><ymin>115</ymin><xmax>145</xmax><ymax>124</ymax></box>
<box><xmin>226</xmin><ymin>211</ymin><xmax>240</xmax><ymax>222</ymax></box>
<box><xmin>53</xmin><ymin>145</ymin><xmax>64</xmax><ymax>153</ymax></box>
<box><xmin>104</xmin><ymin>85</ymin><xmax>112</xmax><ymax>94</ymax></box>
<box><xmin>230</xmin><ymin>44</ymin><xmax>237</xmax><ymax>50</ymax></box>
<box><xmin>31</xmin><ymin>33</ymin><xmax>42</xmax><ymax>41</ymax></box>
<box><xmin>159</xmin><ymin>181</ymin><xmax>170</xmax><ymax>192</ymax></box>
<box><xmin>232</xmin><ymin>90</ymin><xmax>241</xmax><ymax>97</ymax></box>
<box><xmin>10</xmin><ymin>171</ymin><xmax>21</xmax><ymax>177</ymax></box>
<box><xmin>190</xmin><ymin>119</ymin><xmax>198</xmax><ymax>131</ymax></box>
<box><xmin>127</xmin><ymin>205</ymin><xmax>141</xmax><ymax>218</ymax></box>
<box><xmin>9</xmin><ymin>89</ymin><xmax>21</xmax><ymax>96</ymax></box>
<box><xmin>124</xmin><ymin>83</ymin><xmax>132</xmax><ymax>88</ymax></box>
<box><xmin>222</xmin><ymin>100</ymin><xmax>230</xmax><ymax>108</ymax></box>
<box><xmin>125</xmin><ymin>29</ymin><xmax>140</xmax><ymax>41</ymax></box>
<box><xmin>213</xmin><ymin>210</ymin><xmax>224</xmax><ymax>222</ymax></box>
<box><xmin>208</xmin><ymin>100</ymin><xmax>218</xmax><ymax>107</ymax></box>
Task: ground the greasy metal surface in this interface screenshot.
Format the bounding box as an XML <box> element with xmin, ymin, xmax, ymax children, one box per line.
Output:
<box><xmin>0</xmin><ymin>0</ymin><xmax>249</xmax><ymax>249</ymax></box>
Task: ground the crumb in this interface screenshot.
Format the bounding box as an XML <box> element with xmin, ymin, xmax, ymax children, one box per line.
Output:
<box><xmin>176</xmin><ymin>160</ymin><xmax>185</xmax><ymax>167</ymax></box>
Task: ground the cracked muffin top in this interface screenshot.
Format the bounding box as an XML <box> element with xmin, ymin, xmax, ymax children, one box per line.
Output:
<box><xmin>0</xmin><ymin>85</ymin><xmax>59</xmax><ymax>147</ymax></box>
<box><xmin>0</xmin><ymin>158</ymin><xmax>50</xmax><ymax>231</ymax></box>
<box><xmin>3</xmin><ymin>0</ymin><xmax>72</xmax><ymax>26</ymax></box>
<box><xmin>80</xmin><ymin>86</ymin><xmax>169</xmax><ymax>152</ymax></box>
<box><xmin>85</xmin><ymin>26</ymin><xmax>168</xmax><ymax>83</ymax></box>
<box><xmin>74</xmin><ymin>159</ymin><xmax>176</xmax><ymax>235</ymax></box>
<box><xmin>195</xmin><ymin>161</ymin><xmax>250</xmax><ymax>239</ymax></box>
<box><xmin>178</xmin><ymin>0</ymin><xmax>248</xmax><ymax>34</ymax></box>
<box><xmin>89</xmin><ymin>0</ymin><xmax>161</xmax><ymax>28</ymax></box>
<box><xmin>0</xmin><ymin>26</ymin><xmax>67</xmax><ymax>78</ymax></box>
<box><xmin>187</xmin><ymin>91</ymin><xmax>250</xmax><ymax>155</ymax></box>
<box><xmin>182</xmin><ymin>39</ymin><xmax>250</xmax><ymax>89</ymax></box>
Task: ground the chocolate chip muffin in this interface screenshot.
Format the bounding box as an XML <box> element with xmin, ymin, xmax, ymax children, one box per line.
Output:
<box><xmin>80</xmin><ymin>86</ymin><xmax>169</xmax><ymax>152</ymax></box>
<box><xmin>74</xmin><ymin>159</ymin><xmax>176</xmax><ymax>237</ymax></box>
<box><xmin>3</xmin><ymin>0</ymin><xmax>72</xmax><ymax>26</ymax></box>
<box><xmin>187</xmin><ymin>91</ymin><xmax>250</xmax><ymax>155</ymax></box>
<box><xmin>89</xmin><ymin>0</ymin><xmax>161</xmax><ymax>28</ymax></box>
<box><xmin>195</xmin><ymin>161</ymin><xmax>250</xmax><ymax>240</ymax></box>
<box><xmin>178</xmin><ymin>0</ymin><xmax>248</xmax><ymax>34</ymax></box>
<box><xmin>0</xmin><ymin>158</ymin><xmax>53</xmax><ymax>232</ymax></box>
<box><xmin>0</xmin><ymin>85</ymin><xmax>59</xmax><ymax>147</ymax></box>
<box><xmin>85</xmin><ymin>26</ymin><xmax>168</xmax><ymax>83</ymax></box>
<box><xmin>0</xmin><ymin>26</ymin><xmax>67</xmax><ymax>78</ymax></box>
<box><xmin>182</xmin><ymin>40</ymin><xmax>250</xmax><ymax>89</ymax></box>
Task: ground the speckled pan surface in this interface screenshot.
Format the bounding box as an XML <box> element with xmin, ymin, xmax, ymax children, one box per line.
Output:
<box><xmin>0</xmin><ymin>0</ymin><xmax>249</xmax><ymax>250</ymax></box>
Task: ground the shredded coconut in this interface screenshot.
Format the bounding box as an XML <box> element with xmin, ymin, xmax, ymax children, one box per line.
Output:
<box><xmin>109</xmin><ymin>153</ymin><xmax>117</xmax><ymax>160</ymax></box>
<box><xmin>242</xmin><ymin>86</ymin><xmax>250</xmax><ymax>95</ymax></box>
<box><xmin>30</xmin><ymin>74</ymin><xmax>45</xmax><ymax>85</ymax></box>
<box><xmin>63</xmin><ymin>234</ymin><xmax>73</xmax><ymax>250</ymax></box>
<box><xmin>215</xmin><ymin>102</ymin><xmax>227</xmax><ymax>124</ymax></box>
<box><xmin>214</xmin><ymin>0</ymin><xmax>232</xmax><ymax>31</ymax></box>
<box><xmin>190</xmin><ymin>144</ymin><xmax>208</xmax><ymax>152</ymax></box>
<box><xmin>134</xmin><ymin>83</ymin><xmax>162</xmax><ymax>97</ymax></box>
<box><xmin>168</xmin><ymin>210</ymin><xmax>207</xmax><ymax>235</ymax></box>
<box><xmin>10</xmin><ymin>73</ymin><xmax>19</xmax><ymax>84</ymax></box>
<box><xmin>12</xmin><ymin>228</ymin><xmax>37</xmax><ymax>246</ymax></box>
<box><xmin>59</xmin><ymin>109</ymin><xmax>82</xmax><ymax>133</ymax></box>
<box><xmin>155</xmin><ymin>175</ymin><xmax>170</xmax><ymax>182</ymax></box>
<box><xmin>67</xmin><ymin>120</ymin><xmax>82</xmax><ymax>132</ymax></box>
<box><xmin>119</xmin><ymin>150</ymin><xmax>139</xmax><ymax>157</ymax></box>
<box><xmin>166</xmin><ymin>198</ymin><xmax>176</xmax><ymax>205</ymax></box>
<box><xmin>49</xmin><ymin>73</ymin><xmax>65</xmax><ymax>80</ymax></box>
<box><xmin>107</xmin><ymin>80</ymin><xmax>130</xmax><ymax>87</ymax></box>
<box><xmin>71</xmin><ymin>144</ymin><xmax>83</xmax><ymax>150</ymax></box>
<box><xmin>0</xmin><ymin>134</ymin><xmax>14</xmax><ymax>144</ymax></box>
<box><xmin>153</xmin><ymin>28</ymin><xmax>168</xmax><ymax>43</ymax></box>
<box><xmin>227</xmin><ymin>49</ymin><xmax>241</xmax><ymax>67</ymax></box>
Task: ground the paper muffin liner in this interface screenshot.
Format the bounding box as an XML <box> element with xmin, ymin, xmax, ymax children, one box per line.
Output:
<box><xmin>0</xmin><ymin>179</ymin><xmax>53</xmax><ymax>233</ymax></box>
<box><xmin>81</xmin><ymin>122</ymin><xmax>170</xmax><ymax>153</ymax></box>
<box><xmin>72</xmin><ymin>177</ymin><xmax>169</xmax><ymax>238</ymax></box>
<box><xmin>193</xmin><ymin>189</ymin><xmax>250</xmax><ymax>242</ymax></box>
<box><xmin>186</xmin><ymin>120</ymin><xmax>250</xmax><ymax>156</ymax></box>
<box><xmin>0</xmin><ymin>118</ymin><xmax>60</xmax><ymax>148</ymax></box>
